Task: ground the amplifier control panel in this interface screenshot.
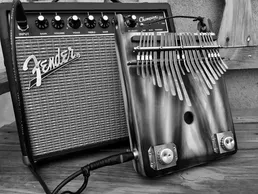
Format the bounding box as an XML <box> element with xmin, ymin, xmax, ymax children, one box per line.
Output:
<box><xmin>16</xmin><ymin>11</ymin><xmax>169</xmax><ymax>37</ymax></box>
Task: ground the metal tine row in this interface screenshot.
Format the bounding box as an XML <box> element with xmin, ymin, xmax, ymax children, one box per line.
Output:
<box><xmin>134</xmin><ymin>32</ymin><xmax>229</xmax><ymax>106</ymax></box>
<box><xmin>180</xmin><ymin>33</ymin><xmax>210</xmax><ymax>96</ymax></box>
<box><xmin>201</xmin><ymin>33</ymin><xmax>222</xmax><ymax>77</ymax></box>
<box><xmin>136</xmin><ymin>31</ymin><xmax>192</xmax><ymax>106</ymax></box>
<box><xmin>169</xmin><ymin>33</ymin><xmax>191</xmax><ymax>106</ymax></box>
<box><xmin>198</xmin><ymin>33</ymin><xmax>228</xmax><ymax>77</ymax></box>
<box><xmin>203</xmin><ymin>33</ymin><xmax>228</xmax><ymax>70</ymax></box>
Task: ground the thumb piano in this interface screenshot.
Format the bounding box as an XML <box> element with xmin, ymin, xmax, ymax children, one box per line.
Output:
<box><xmin>115</xmin><ymin>14</ymin><xmax>237</xmax><ymax>177</ymax></box>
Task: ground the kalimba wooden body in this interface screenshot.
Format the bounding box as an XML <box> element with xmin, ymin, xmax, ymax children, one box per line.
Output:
<box><xmin>115</xmin><ymin>14</ymin><xmax>237</xmax><ymax>177</ymax></box>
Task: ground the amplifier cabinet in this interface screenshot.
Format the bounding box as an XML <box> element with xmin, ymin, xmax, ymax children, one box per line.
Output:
<box><xmin>0</xmin><ymin>2</ymin><xmax>174</xmax><ymax>162</ymax></box>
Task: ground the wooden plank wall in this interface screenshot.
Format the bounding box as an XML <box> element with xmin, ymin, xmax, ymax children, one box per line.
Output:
<box><xmin>218</xmin><ymin>0</ymin><xmax>258</xmax><ymax>70</ymax></box>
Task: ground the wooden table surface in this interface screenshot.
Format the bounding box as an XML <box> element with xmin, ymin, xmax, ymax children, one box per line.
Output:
<box><xmin>0</xmin><ymin>120</ymin><xmax>258</xmax><ymax>194</ymax></box>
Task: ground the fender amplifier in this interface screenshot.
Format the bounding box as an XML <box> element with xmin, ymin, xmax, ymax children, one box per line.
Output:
<box><xmin>0</xmin><ymin>2</ymin><xmax>174</xmax><ymax>162</ymax></box>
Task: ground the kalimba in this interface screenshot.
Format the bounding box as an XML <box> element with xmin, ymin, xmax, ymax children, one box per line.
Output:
<box><xmin>115</xmin><ymin>14</ymin><xmax>237</xmax><ymax>177</ymax></box>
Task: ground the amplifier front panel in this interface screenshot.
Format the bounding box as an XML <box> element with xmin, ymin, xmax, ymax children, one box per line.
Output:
<box><xmin>16</xmin><ymin>34</ymin><xmax>127</xmax><ymax>158</ymax></box>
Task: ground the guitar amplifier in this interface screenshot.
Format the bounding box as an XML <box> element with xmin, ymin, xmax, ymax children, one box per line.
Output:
<box><xmin>0</xmin><ymin>2</ymin><xmax>174</xmax><ymax>163</ymax></box>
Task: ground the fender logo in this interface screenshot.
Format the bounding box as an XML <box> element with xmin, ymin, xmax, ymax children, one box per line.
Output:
<box><xmin>23</xmin><ymin>47</ymin><xmax>80</xmax><ymax>89</ymax></box>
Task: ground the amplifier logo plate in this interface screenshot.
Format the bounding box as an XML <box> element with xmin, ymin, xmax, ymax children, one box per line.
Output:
<box><xmin>23</xmin><ymin>47</ymin><xmax>80</xmax><ymax>89</ymax></box>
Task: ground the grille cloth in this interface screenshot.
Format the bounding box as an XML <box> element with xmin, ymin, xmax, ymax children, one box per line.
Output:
<box><xmin>15</xmin><ymin>34</ymin><xmax>128</xmax><ymax>157</ymax></box>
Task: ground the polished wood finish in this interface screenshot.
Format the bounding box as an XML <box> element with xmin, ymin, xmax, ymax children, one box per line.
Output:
<box><xmin>0</xmin><ymin>110</ymin><xmax>257</xmax><ymax>194</ymax></box>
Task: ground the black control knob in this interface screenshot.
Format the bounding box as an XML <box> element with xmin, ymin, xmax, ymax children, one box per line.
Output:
<box><xmin>51</xmin><ymin>15</ymin><xmax>65</xmax><ymax>29</ymax></box>
<box><xmin>98</xmin><ymin>15</ymin><xmax>110</xmax><ymax>28</ymax></box>
<box><xmin>35</xmin><ymin>15</ymin><xmax>49</xmax><ymax>29</ymax></box>
<box><xmin>84</xmin><ymin>15</ymin><xmax>96</xmax><ymax>28</ymax></box>
<box><xmin>125</xmin><ymin>15</ymin><xmax>137</xmax><ymax>28</ymax></box>
<box><xmin>68</xmin><ymin>15</ymin><xmax>81</xmax><ymax>29</ymax></box>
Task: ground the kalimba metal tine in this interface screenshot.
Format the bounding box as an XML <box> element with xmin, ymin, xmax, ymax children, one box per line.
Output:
<box><xmin>203</xmin><ymin>33</ymin><xmax>225</xmax><ymax>74</ymax></box>
<box><xmin>179</xmin><ymin>33</ymin><xmax>198</xmax><ymax>80</ymax></box>
<box><xmin>217</xmin><ymin>51</ymin><xmax>229</xmax><ymax>70</ymax></box>
<box><xmin>153</xmin><ymin>31</ymin><xmax>162</xmax><ymax>87</ymax></box>
<box><xmin>168</xmin><ymin>33</ymin><xmax>183</xmax><ymax>101</ymax></box>
<box><xmin>185</xmin><ymin>33</ymin><xmax>213</xmax><ymax>89</ymax></box>
<box><xmin>201</xmin><ymin>33</ymin><xmax>221</xmax><ymax>77</ymax></box>
<box><xmin>196</xmin><ymin>32</ymin><xmax>219</xmax><ymax>81</ymax></box>
<box><xmin>206</xmin><ymin>33</ymin><xmax>228</xmax><ymax>71</ymax></box>
<box><xmin>171</xmin><ymin>33</ymin><xmax>192</xmax><ymax>106</ymax></box>
<box><xmin>164</xmin><ymin>33</ymin><xmax>176</xmax><ymax>96</ymax></box>
<box><xmin>181</xmin><ymin>33</ymin><xmax>210</xmax><ymax>96</ymax></box>
<box><xmin>137</xmin><ymin>31</ymin><xmax>143</xmax><ymax>75</ymax></box>
<box><xmin>141</xmin><ymin>32</ymin><xmax>146</xmax><ymax>78</ymax></box>
<box><xmin>149</xmin><ymin>33</ymin><xmax>157</xmax><ymax>85</ymax></box>
<box><xmin>188</xmin><ymin>32</ymin><xmax>216</xmax><ymax>85</ymax></box>
<box><xmin>178</xmin><ymin>34</ymin><xmax>190</xmax><ymax>73</ymax></box>
<box><xmin>145</xmin><ymin>32</ymin><xmax>150</xmax><ymax>77</ymax></box>
<box><xmin>160</xmin><ymin>33</ymin><xmax>169</xmax><ymax>91</ymax></box>
<box><xmin>202</xmin><ymin>33</ymin><xmax>223</xmax><ymax>75</ymax></box>
<box><xmin>210</xmin><ymin>33</ymin><xmax>228</xmax><ymax>70</ymax></box>
<box><xmin>174</xmin><ymin>33</ymin><xmax>185</xmax><ymax>75</ymax></box>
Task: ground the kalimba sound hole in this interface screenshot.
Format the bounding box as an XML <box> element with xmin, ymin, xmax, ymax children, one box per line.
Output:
<box><xmin>184</xmin><ymin>111</ymin><xmax>194</xmax><ymax>124</ymax></box>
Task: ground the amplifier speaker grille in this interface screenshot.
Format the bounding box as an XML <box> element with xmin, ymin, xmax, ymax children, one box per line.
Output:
<box><xmin>15</xmin><ymin>34</ymin><xmax>127</xmax><ymax>158</ymax></box>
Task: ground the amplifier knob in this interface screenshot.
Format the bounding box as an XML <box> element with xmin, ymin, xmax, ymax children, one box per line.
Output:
<box><xmin>35</xmin><ymin>15</ymin><xmax>49</xmax><ymax>29</ymax></box>
<box><xmin>125</xmin><ymin>15</ymin><xmax>137</xmax><ymax>28</ymax></box>
<box><xmin>68</xmin><ymin>15</ymin><xmax>81</xmax><ymax>29</ymax></box>
<box><xmin>99</xmin><ymin>15</ymin><xmax>110</xmax><ymax>28</ymax></box>
<box><xmin>51</xmin><ymin>15</ymin><xmax>65</xmax><ymax>29</ymax></box>
<box><xmin>85</xmin><ymin>15</ymin><xmax>96</xmax><ymax>28</ymax></box>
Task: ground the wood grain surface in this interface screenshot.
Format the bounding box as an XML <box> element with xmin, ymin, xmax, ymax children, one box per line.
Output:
<box><xmin>218</xmin><ymin>0</ymin><xmax>258</xmax><ymax>70</ymax></box>
<box><xmin>0</xmin><ymin>118</ymin><xmax>258</xmax><ymax>194</ymax></box>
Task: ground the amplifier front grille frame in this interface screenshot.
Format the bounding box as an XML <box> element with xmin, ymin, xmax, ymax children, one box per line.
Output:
<box><xmin>15</xmin><ymin>34</ymin><xmax>128</xmax><ymax>160</ymax></box>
